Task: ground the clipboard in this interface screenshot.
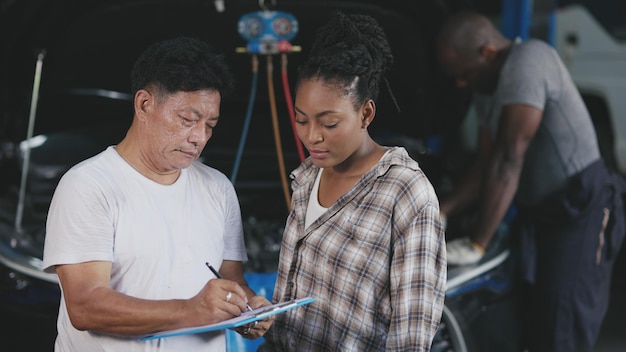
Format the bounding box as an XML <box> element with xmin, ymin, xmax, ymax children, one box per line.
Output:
<box><xmin>140</xmin><ymin>296</ymin><xmax>317</xmax><ymax>341</ymax></box>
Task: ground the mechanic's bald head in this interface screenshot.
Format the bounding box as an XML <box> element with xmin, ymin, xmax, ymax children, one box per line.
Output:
<box><xmin>437</xmin><ymin>11</ymin><xmax>509</xmax><ymax>62</ymax></box>
<box><xmin>436</xmin><ymin>11</ymin><xmax>512</xmax><ymax>93</ymax></box>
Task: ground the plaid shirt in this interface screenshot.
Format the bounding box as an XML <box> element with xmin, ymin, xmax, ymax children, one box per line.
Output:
<box><xmin>263</xmin><ymin>147</ymin><xmax>446</xmax><ymax>351</ymax></box>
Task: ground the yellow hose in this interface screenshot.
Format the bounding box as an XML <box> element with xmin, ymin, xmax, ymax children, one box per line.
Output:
<box><xmin>266</xmin><ymin>55</ymin><xmax>291</xmax><ymax>210</ymax></box>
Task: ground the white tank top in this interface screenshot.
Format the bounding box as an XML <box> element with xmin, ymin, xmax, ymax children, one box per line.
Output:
<box><xmin>305</xmin><ymin>168</ymin><xmax>328</xmax><ymax>228</ymax></box>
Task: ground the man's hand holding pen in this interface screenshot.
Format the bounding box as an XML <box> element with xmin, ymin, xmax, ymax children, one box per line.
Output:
<box><xmin>189</xmin><ymin>277</ymin><xmax>251</xmax><ymax>326</ymax></box>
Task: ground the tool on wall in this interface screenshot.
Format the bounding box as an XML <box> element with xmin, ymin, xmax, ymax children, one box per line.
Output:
<box><xmin>232</xmin><ymin>5</ymin><xmax>302</xmax><ymax>211</ymax></box>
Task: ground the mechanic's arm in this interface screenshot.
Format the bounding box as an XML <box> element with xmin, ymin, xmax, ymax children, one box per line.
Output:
<box><xmin>471</xmin><ymin>104</ymin><xmax>542</xmax><ymax>249</ymax></box>
<box><xmin>55</xmin><ymin>260</ymin><xmax>250</xmax><ymax>336</ymax></box>
<box><xmin>440</xmin><ymin>126</ymin><xmax>493</xmax><ymax>217</ymax></box>
<box><xmin>219</xmin><ymin>260</ymin><xmax>274</xmax><ymax>339</ymax></box>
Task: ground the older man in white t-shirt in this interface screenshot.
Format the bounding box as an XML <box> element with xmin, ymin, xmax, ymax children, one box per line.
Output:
<box><xmin>43</xmin><ymin>37</ymin><xmax>273</xmax><ymax>351</ymax></box>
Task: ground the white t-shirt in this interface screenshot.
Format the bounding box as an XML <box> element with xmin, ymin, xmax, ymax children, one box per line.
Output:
<box><xmin>43</xmin><ymin>146</ymin><xmax>248</xmax><ymax>351</ymax></box>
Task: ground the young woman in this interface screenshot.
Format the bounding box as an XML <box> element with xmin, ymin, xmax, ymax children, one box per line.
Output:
<box><xmin>261</xmin><ymin>12</ymin><xmax>446</xmax><ymax>351</ymax></box>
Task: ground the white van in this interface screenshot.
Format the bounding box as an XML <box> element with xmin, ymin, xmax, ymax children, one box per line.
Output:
<box><xmin>554</xmin><ymin>3</ymin><xmax>626</xmax><ymax>174</ymax></box>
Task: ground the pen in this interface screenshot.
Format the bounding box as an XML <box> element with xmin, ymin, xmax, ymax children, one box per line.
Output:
<box><xmin>206</xmin><ymin>262</ymin><xmax>253</xmax><ymax>312</ymax></box>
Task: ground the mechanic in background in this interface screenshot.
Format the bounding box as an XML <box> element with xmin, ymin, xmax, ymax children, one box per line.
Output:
<box><xmin>437</xmin><ymin>11</ymin><xmax>626</xmax><ymax>352</ymax></box>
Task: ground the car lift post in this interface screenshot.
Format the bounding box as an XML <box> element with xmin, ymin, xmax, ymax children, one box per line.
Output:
<box><xmin>501</xmin><ymin>0</ymin><xmax>558</xmax><ymax>46</ymax></box>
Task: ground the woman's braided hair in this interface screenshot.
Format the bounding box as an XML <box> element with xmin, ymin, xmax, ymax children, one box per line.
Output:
<box><xmin>297</xmin><ymin>11</ymin><xmax>394</xmax><ymax>110</ymax></box>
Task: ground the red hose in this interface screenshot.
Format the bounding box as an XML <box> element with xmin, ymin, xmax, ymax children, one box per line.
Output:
<box><xmin>281</xmin><ymin>53</ymin><xmax>306</xmax><ymax>162</ymax></box>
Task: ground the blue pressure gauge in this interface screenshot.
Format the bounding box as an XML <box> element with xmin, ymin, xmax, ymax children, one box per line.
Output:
<box><xmin>238</xmin><ymin>11</ymin><xmax>298</xmax><ymax>53</ymax></box>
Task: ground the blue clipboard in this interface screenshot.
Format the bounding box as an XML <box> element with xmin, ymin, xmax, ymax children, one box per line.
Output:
<box><xmin>140</xmin><ymin>297</ymin><xmax>317</xmax><ymax>341</ymax></box>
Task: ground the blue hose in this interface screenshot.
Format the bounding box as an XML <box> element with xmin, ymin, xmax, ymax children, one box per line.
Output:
<box><xmin>230</xmin><ymin>57</ymin><xmax>259</xmax><ymax>184</ymax></box>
